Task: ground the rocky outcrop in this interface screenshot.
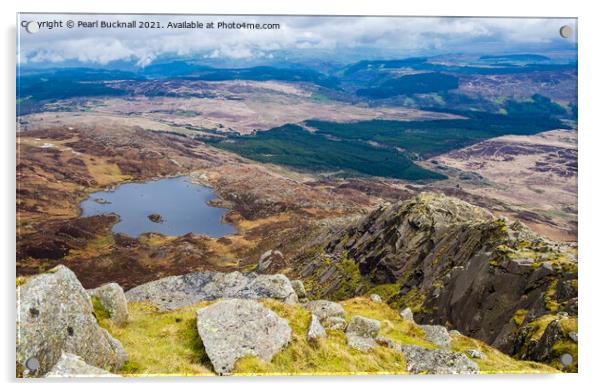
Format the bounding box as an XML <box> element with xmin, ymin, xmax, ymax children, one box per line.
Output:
<box><xmin>299</xmin><ymin>193</ymin><xmax>577</xmax><ymax>368</ymax></box>
<box><xmin>126</xmin><ymin>271</ymin><xmax>298</xmax><ymax>311</ymax></box>
<box><xmin>16</xmin><ymin>265</ymin><xmax>127</xmax><ymax>377</ymax></box>
<box><xmin>196</xmin><ymin>299</ymin><xmax>292</xmax><ymax>375</ymax></box>
<box><xmin>346</xmin><ymin>316</ymin><xmax>380</xmax><ymax>352</ymax></box>
<box><xmin>375</xmin><ymin>337</ymin><xmax>479</xmax><ymax>374</ymax></box>
<box><xmin>326</xmin><ymin>193</ymin><xmax>494</xmax><ymax>284</ymax></box>
<box><xmin>513</xmin><ymin>315</ymin><xmax>577</xmax><ymax>370</ymax></box>
<box><xmin>88</xmin><ymin>283</ymin><xmax>129</xmax><ymax>326</ymax></box>
<box><xmin>45</xmin><ymin>352</ymin><xmax>118</xmax><ymax>378</ymax></box>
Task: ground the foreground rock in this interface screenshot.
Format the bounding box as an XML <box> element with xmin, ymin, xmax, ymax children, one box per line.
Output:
<box><xmin>126</xmin><ymin>271</ymin><xmax>298</xmax><ymax>311</ymax></box>
<box><xmin>17</xmin><ymin>265</ymin><xmax>127</xmax><ymax>377</ymax></box>
<box><xmin>420</xmin><ymin>325</ymin><xmax>452</xmax><ymax>348</ymax></box>
<box><xmin>346</xmin><ymin>315</ymin><xmax>380</xmax><ymax>352</ymax></box>
<box><xmin>291</xmin><ymin>280</ymin><xmax>307</xmax><ymax>302</ymax></box>
<box><xmin>88</xmin><ymin>282</ymin><xmax>129</xmax><ymax>326</ymax></box>
<box><xmin>305</xmin><ymin>300</ymin><xmax>347</xmax><ymax>331</ymax></box>
<box><xmin>369</xmin><ymin>294</ymin><xmax>382</xmax><ymax>303</ymax></box>
<box><xmin>322</xmin><ymin>316</ymin><xmax>347</xmax><ymax>331</ymax></box>
<box><xmin>45</xmin><ymin>352</ymin><xmax>118</xmax><ymax>378</ymax></box>
<box><xmin>376</xmin><ymin>337</ymin><xmax>479</xmax><ymax>374</ymax></box>
<box><xmin>400</xmin><ymin>308</ymin><xmax>414</xmax><ymax>322</ymax></box>
<box><xmin>307</xmin><ymin>314</ymin><xmax>327</xmax><ymax>342</ymax></box>
<box><xmin>466</xmin><ymin>349</ymin><xmax>487</xmax><ymax>359</ymax></box>
<box><xmin>196</xmin><ymin>299</ymin><xmax>292</xmax><ymax>374</ymax></box>
<box><xmin>304</xmin><ymin>300</ymin><xmax>345</xmax><ymax>321</ymax></box>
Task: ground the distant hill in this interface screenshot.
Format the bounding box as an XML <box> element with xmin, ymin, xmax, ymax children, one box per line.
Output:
<box><xmin>480</xmin><ymin>54</ymin><xmax>551</xmax><ymax>62</ymax></box>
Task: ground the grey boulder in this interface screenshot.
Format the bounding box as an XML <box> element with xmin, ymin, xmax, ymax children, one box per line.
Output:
<box><xmin>322</xmin><ymin>316</ymin><xmax>347</xmax><ymax>331</ymax></box>
<box><xmin>375</xmin><ymin>337</ymin><xmax>479</xmax><ymax>374</ymax></box>
<box><xmin>346</xmin><ymin>315</ymin><xmax>380</xmax><ymax>352</ymax></box>
<box><xmin>465</xmin><ymin>349</ymin><xmax>487</xmax><ymax>359</ymax></box>
<box><xmin>291</xmin><ymin>280</ymin><xmax>307</xmax><ymax>300</ymax></box>
<box><xmin>400</xmin><ymin>307</ymin><xmax>414</xmax><ymax>322</ymax></box>
<box><xmin>347</xmin><ymin>315</ymin><xmax>380</xmax><ymax>338</ymax></box>
<box><xmin>307</xmin><ymin>314</ymin><xmax>327</xmax><ymax>341</ymax></box>
<box><xmin>45</xmin><ymin>352</ymin><xmax>118</xmax><ymax>378</ymax></box>
<box><xmin>346</xmin><ymin>334</ymin><xmax>377</xmax><ymax>352</ymax></box>
<box><xmin>196</xmin><ymin>299</ymin><xmax>291</xmax><ymax>375</ymax></box>
<box><xmin>88</xmin><ymin>282</ymin><xmax>129</xmax><ymax>326</ymax></box>
<box><xmin>126</xmin><ymin>271</ymin><xmax>298</xmax><ymax>311</ymax></box>
<box><xmin>403</xmin><ymin>345</ymin><xmax>479</xmax><ymax>374</ymax></box>
<box><xmin>16</xmin><ymin>265</ymin><xmax>127</xmax><ymax>377</ymax></box>
<box><xmin>304</xmin><ymin>300</ymin><xmax>345</xmax><ymax>321</ymax></box>
<box><xmin>420</xmin><ymin>325</ymin><xmax>452</xmax><ymax>348</ymax></box>
<box><xmin>369</xmin><ymin>294</ymin><xmax>382</xmax><ymax>303</ymax></box>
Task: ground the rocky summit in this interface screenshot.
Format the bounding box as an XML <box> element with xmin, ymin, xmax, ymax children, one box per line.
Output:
<box><xmin>125</xmin><ymin>270</ymin><xmax>299</xmax><ymax>311</ymax></box>
<box><xmin>297</xmin><ymin>192</ymin><xmax>577</xmax><ymax>370</ymax></box>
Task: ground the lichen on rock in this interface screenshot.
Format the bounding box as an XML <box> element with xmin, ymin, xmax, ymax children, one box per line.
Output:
<box><xmin>16</xmin><ymin>265</ymin><xmax>127</xmax><ymax>377</ymax></box>
<box><xmin>196</xmin><ymin>299</ymin><xmax>292</xmax><ymax>375</ymax></box>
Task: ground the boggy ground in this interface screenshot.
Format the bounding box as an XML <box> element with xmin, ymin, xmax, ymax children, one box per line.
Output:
<box><xmin>421</xmin><ymin>130</ymin><xmax>577</xmax><ymax>241</ymax></box>
<box><xmin>16</xmin><ymin>120</ymin><xmax>372</xmax><ymax>289</ymax></box>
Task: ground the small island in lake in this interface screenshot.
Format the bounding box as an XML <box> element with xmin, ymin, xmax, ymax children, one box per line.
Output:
<box><xmin>147</xmin><ymin>213</ymin><xmax>164</xmax><ymax>224</ymax></box>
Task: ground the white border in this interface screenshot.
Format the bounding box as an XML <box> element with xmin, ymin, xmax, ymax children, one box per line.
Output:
<box><xmin>3</xmin><ymin>1</ymin><xmax>600</xmax><ymax>390</ymax></box>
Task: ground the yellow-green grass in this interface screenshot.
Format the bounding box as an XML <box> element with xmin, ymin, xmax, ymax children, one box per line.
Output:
<box><xmin>450</xmin><ymin>334</ymin><xmax>559</xmax><ymax>374</ymax></box>
<box><xmin>98</xmin><ymin>302</ymin><xmax>214</xmax><ymax>376</ymax></box>
<box><xmin>96</xmin><ymin>297</ymin><xmax>559</xmax><ymax>376</ymax></box>
<box><xmin>340</xmin><ymin>297</ymin><xmax>437</xmax><ymax>349</ymax></box>
<box><xmin>234</xmin><ymin>299</ymin><xmax>407</xmax><ymax>375</ymax></box>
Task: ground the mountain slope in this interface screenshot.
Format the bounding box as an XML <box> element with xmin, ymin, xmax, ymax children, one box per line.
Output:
<box><xmin>294</xmin><ymin>193</ymin><xmax>577</xmax><ymax>371</ymax></box>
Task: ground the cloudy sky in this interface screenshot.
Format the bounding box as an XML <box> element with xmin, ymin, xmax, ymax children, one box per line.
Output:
<box><xmin>17</xmin><ymin>14</ymin><xmax>577</xmax><ymax>67</ymax></box>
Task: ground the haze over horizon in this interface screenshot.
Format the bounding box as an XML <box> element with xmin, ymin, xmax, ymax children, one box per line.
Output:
<box><xmin>18</xmin><ymin>14</ymin><xmax>577</xmax><ymax>69</ymax></box>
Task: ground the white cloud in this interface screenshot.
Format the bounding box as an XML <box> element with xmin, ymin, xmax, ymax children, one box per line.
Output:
<box><xmin>17</xmin><ymin>15</ymin><xmax>577</xmax><ymax>65</ymax></box>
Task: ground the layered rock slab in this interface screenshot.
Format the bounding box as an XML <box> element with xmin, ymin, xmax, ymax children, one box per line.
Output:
<box><xmin>45</xmin><ymin>352</ymin><xmax>118</xmax><ymax>378</ymax></box>
<box><xmin>126</xmin><ymin>271</ymin><xmax>298</xmax><ymax>311</ymax></box>
<box><xmin>196</xmin><ymin>299</ymin><xmax>292</xmax><ymax>375</ymax></box>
